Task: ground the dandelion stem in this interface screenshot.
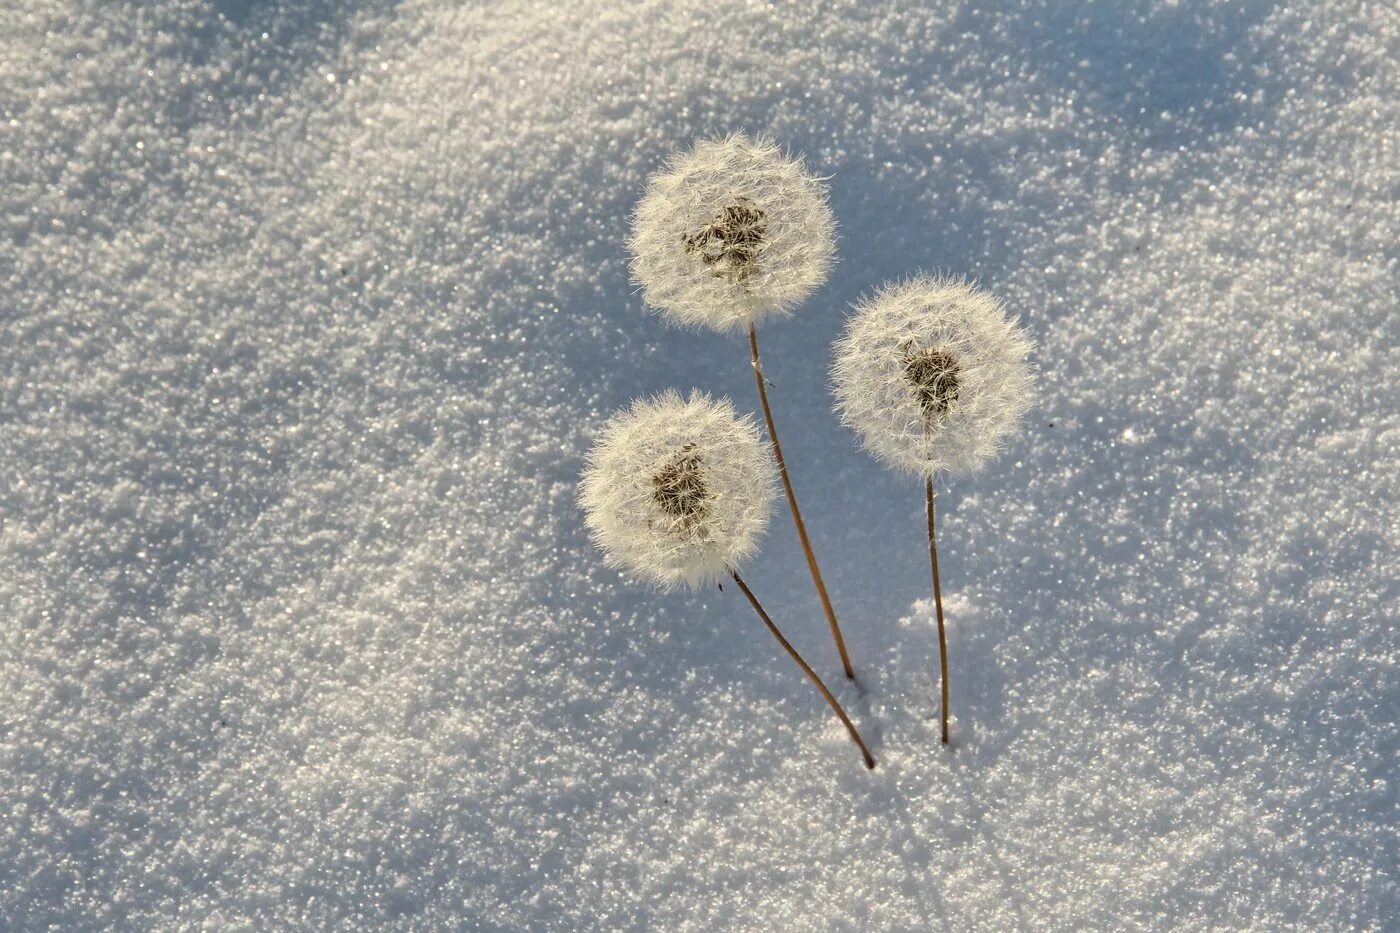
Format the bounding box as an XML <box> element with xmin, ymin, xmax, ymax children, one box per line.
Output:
<box><xmin>926</xmin><ymin>476</ymin><xmax>950</xmax><ymax>744</ymax></box>
<box><xmin>747</xmin><ymin>323</ymin><xmax>855</xmax><ymax>680</ymax></box>
<box><xmin>730</xmin><ymin>571</ymin><xmax>876</xmax><ymax>770</ymax></box>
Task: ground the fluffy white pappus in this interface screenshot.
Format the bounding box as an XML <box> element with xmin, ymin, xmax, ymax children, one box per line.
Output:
<box><xmin>628</xmin><ymin>134</ymin><xmax>835</xmax><ymax>332</ymax></box>
<box><xmin>831</xmin><ymin>276</ymin><xmax>1035</xmax><ymax>478</ymax></box>
<box><xmin>579</xmin><ymin>390</ymin><xmax>779</xmax><ymax>591</ymax></box>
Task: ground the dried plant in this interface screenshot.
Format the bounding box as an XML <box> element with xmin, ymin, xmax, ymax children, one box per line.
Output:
<box><xmin>630</xmin><ymin>135</ymin><xmax>856</xmax><ymax>680</ymax></box>
<box><xmin>579</xmin><ymin>391</ymin><xmax>874</xmax><ymax>769</ymax></box>
<box><xmin>629</xmin><ymin>135</ymin><xmax>833</xmax><ymax>332</ymax></box>
<box><xmin>580</xmin><ymin>391</ymin><xmax>775</xmax><ymax>591</ymax></box>
<box><xmin>832</xmin><ymin>276</ymin><xmax>1034</xmax><ymax>743</ymax></box>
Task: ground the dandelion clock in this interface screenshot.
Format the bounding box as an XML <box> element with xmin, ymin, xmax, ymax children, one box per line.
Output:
<box><xmin>630</xmin><ymin>136</ymin><xmax>857</xmax><ymax>681</ymax></box>
<box><xmin>579</xmin><ymin>391</ymin><xmax>874</xmax><ymax>769</ymax></box>
<box><xmin>629</xmin><ymin>134</ymin><xmax>834</xmax><ymax>331</ymax></box>
<box><xmin>832</xmin><ymin>277</ymin><xmax>1034</xmax><ymax>743</ymax></box>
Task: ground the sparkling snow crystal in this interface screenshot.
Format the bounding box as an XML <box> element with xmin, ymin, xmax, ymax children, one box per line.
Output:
<box><xmin>2</xmin><ymin>1</ymin><xmax>1395</xmax><ymax>929</ymax></box>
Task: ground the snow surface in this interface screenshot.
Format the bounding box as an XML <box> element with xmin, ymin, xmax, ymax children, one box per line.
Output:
<box><xmin>2</xmin><ymin>0</ymin><xmax>1396</xmax><ymax>929</ymax></box>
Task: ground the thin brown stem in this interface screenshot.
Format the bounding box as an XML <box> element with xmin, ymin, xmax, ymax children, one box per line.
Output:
<box><xmin>747</xmin><ymin>324</ymin><xmax>855</xmax><ymax>680</ymax></box>
<box><xmin>926</xmin><ymin>476</ymin><xmax>950</xmax><ymax>744</ymax></box>
<box><xmin>730</xmin><ymin>572</ymin><xmax>876</xmax><ymax>770</ymax></box>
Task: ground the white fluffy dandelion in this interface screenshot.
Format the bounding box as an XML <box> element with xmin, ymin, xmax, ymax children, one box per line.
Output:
<box><xmin>629</xmin><ymin>136</ymin><xmax>856</xmax><ymax>680</ymax></box>
<box><xmin>579</xmin><ymin>391</ymin><xmax>776</xmax><ymax>591</ymax></box>
<box><xmin>832</xmin><ymin>276</ymin><xmax>1035</xmax><ymax>478</ymax></box>
<box><xmin>629</xmin><ymin>133</ymin><xmax>835</xmax><ymax>332</ymax></box>
<box><xmin>579</xmin><ymin>390</ymin><xmax>875</xmax><ymax>770</ymax></box>
<box><xmin>831</xmin><ymin>276</ymin><xmax>1035</xmax><ymax>744</ymax></box>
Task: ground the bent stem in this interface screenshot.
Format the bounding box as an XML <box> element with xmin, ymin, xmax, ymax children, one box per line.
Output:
<box><xmin>747</xmin><ymin>323</ymin><xmax>855</xmax><ymax>680</ymax></box>
<box><xmin>731</xmin><ymin>571</ymin><xmax>876</xmax><ymax>770</ymax></box>
<box><xmin>926</xmin><ymin>476</ymin><xmax>950</xmax><ymax>744</ymax></box>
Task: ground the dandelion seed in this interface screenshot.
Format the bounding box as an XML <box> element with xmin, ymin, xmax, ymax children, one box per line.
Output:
<box><xmin>832</xmin><ymin>276</ymin><xmax>1035</xmax><ymax>743</ymax></box>
<box><xmin>901</xmin><ymin>343</ymin><xmax>962</xmax><ymax>420</ymax></box>
<box><xmin>630</xmin><ymin>136</ymin><xmax>856</xmax><ymax>679</ymax></box>
<box><xmin>682</xmin><ymin>197</ymin><xmax>768</xmax><ymax>283</ymax></box>
<box><xmin>579</xmin><ymin>391</ymin><xmax>875</xmax><ymax>770</ymax></box>
<box><xmin>650</xmin><ymin>444</ymin><xmax>712</xmax><ymax>539</ymax></box>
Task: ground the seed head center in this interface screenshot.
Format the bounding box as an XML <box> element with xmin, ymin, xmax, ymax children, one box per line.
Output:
<box><xmin>652</xmin><ymin>444</ymin><xmax>712</xmax><ymax>536</ymax></box>
<box><xmin>902</xmin><ymin>345</ymin><xmax>962</xmax><ymax>419</ymax></box>
<box><xmin>683</xmin><ymin>198</ymin><xmax>767</xmax><ymax>281</ymax></box>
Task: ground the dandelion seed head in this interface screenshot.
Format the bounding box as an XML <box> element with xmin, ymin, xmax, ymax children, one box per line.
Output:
<box><xmin>579</xmin><ymin>391</ymin><xmax>777</xmax><ymax>590</ymax></box>
<box><xmin>832</xmin><ymin>276</ymin><xmax>1035</xmax><ymax>478</ymax></box>
<box><xmin>629</xmin><ymin>134</ymin><xmax>835</xmax><ymax>332</ymax></box>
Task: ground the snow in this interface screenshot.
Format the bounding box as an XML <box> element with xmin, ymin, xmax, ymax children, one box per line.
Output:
<box><xmin>2</xmin><ymin>0</ymin><xmax>1396</xmax><ymax>929</ymax></box>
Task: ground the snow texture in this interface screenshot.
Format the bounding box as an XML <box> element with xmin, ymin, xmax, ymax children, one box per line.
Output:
<box><xmin>1</xmin><ymin>0</ymin><xmax>1396</xmax><ymax>930</ymax></box>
